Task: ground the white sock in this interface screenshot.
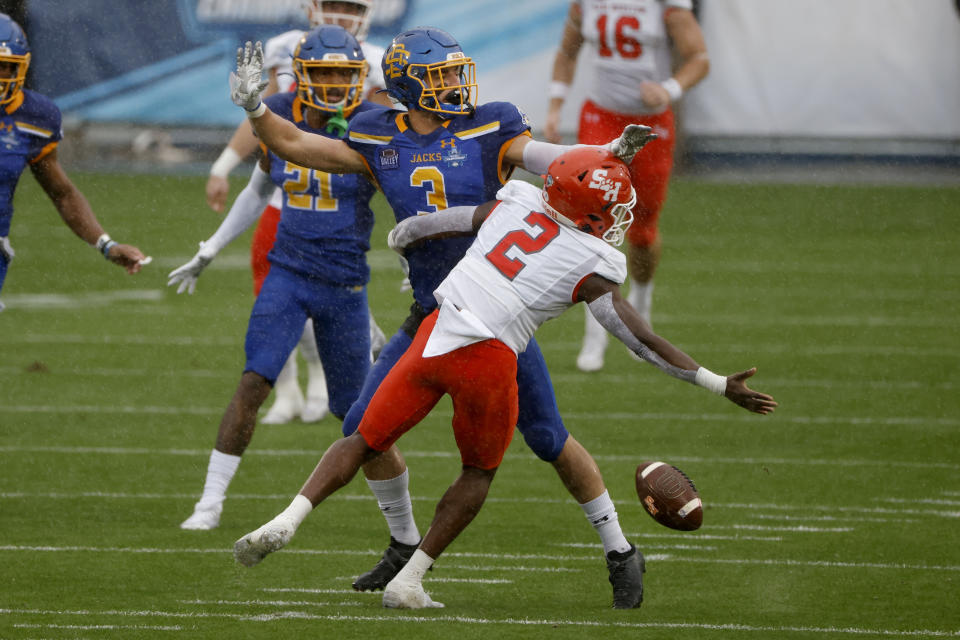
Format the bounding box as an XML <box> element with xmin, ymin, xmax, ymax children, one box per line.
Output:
<box><xmin>366</xmin><ymin>470</ymin><xmax>420</xmax><ymax>545</ymax></box>
<box><xmin>627</xmin><ymin>279</ymin><xmax>654</xmax><ymax>326</ymax></box>
<box><xmin>278</xmin><ymin>494</ymin><xmax>313</xmax><ymax>528</ymax></box>
<box><xmin>582</xmin><ymin>304</ymin><xmax>608</xmax><ymax>349</ymax></box>
<box><xmin>198</xmin><ymin>449</ymin><xmax>242</xmax><ymax>508</ymax></box>
<box><xmin>580</xmin><ymin>490</ymin><xmax>631</xmax><ymax>555</ymax></box>
<box><xmin>272</xmin><ymin>349</ymin><xmax>301</xmax><ymax>402</ymax></box>
<box><xmin>395</xmin><ymin>548</ymin><xmax>433</xmax><ymax>583</ymax></box>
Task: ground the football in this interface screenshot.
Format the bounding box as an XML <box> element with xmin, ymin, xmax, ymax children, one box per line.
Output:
<box><xmin>635</xmin><ymin>461</ymin><xmax>703</xmax><ymax>531</ymax></box>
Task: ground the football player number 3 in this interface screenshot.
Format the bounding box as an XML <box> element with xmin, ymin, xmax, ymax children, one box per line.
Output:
<box><xmin>485</xmin><ymin>211</ymin><xmax>560</xmax><ymax>280</ymax></box>
<box><xmin>596</xmin><ymin>14</ymin><xmax>642</xmax><ymax>59</ymax></box>
<box><xmin>410</xmin><ymin>166</ymin><xmax>449</xmax><ymax>214</ymax></box>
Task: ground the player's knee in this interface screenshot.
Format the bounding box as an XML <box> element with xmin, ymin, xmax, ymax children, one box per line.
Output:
<box><xmin>517</xmin><ymin>422</ymin><xmax>568</xmax><ymax>462</ymax></box>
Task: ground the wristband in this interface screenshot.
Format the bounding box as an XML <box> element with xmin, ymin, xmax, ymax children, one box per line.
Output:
<box><xmin>246</xmin><ymin>101</ymin><xmax>266</xmax><ymax>119</ymax></box>
<box><xmin>695</xmin><ymin>367</ymin><xmax>726</xmax><ymax>396</ymax></box>
<box><xmin>101</xmin><ymin>240</ymin><xmax>117</xmax><ymax>259</ymax></box>
<box><xmin>210</xmin><ymin>147</ymin><xmax>242</xmax><ymax>178</ymax></box>
<box><xmin>549</xmin><ymin>81</ymin><xmax>570</xmax><ymax>100</ymax></box>
<box><xmin>661</xmin><ymin>77</ymin><xmax>683</xmax><ymax>102</ymax></box>
<box><xmin>94</xmin><ymin>233</ymin><xmax>111</xmax><ymax>251</ymax></box>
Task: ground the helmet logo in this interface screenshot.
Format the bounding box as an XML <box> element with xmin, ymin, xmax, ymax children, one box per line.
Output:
<box><xmin>384</xmin><ymin>43</ymin><xmax>409</xmax><ymax>79</ymax></box>
<box><xmin>588</xmin><ymin>169</ymin><xmax>622</xmax><ymax>203</ymax></box>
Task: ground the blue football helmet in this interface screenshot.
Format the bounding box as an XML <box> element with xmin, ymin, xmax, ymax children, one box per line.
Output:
<box><xmin>293</xmin><ymin>24</ymin><xmax>367</xmax><ymax>116</ymax></box>
<box><xmin>0</xmin><ymin>13</ymin><xmax>29</xmax><ymax>105</ymax></box>
<box><xmin>381</xmin><ymin>27</ymin><xmax>476</xmax><ymax>118</ymax></box>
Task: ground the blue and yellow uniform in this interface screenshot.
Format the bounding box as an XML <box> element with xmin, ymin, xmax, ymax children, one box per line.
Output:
<box><xmin>245</xmin><ymin>92</ymin><xmax>379</xmax><ymax>418</ymax></box>
<box><xmin>340</xmin><ymin>103</ymin><xmax>572</xmax><ymax>460</ymax></box>
<box><xmin>0</xmin><ymin>89</ymin><xmax>62</xmax><ymax>293</ymax></box>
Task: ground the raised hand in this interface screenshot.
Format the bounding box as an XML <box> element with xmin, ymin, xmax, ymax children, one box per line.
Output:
<box><xmin>607</xmin><ymin>124</ymin><xmax>658</xmax><ymax>164</ymax></box>
<box><xmin>229</xmin><ymin>41</ymin><xmax>269</xmax><ymax>112</ymax></box>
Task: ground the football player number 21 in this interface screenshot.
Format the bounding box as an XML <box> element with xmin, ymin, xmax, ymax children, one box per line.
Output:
<box><xmin>485</xmin><ymin>211</ymin><xmax>559</xmax><ymax>280</ymax></box>
<box><xmin>596</xmin><ymin>14</ymin><xmax>643</xmax><ymax>59</ymax></box>
<box><xmin>283</xmin><ymin>162</ymin><xmax>337</xmax><ymax>211</ymax></box>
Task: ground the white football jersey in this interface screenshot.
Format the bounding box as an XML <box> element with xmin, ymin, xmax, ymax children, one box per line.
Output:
<box><xmin>426</xmin><ymin>181</ymin><xmax>627</xmax><ymax>357</ymax></box>
<box><xmin>577</xmin><ymin>0</ymin><xmax>692</xmax><ymax>114</ymax></box>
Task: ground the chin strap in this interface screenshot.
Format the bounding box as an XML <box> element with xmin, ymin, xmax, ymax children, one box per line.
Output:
<box><xmin>325</xmin><ymin>106</ymin><xmax>349</xmax><ymax>138</ymax></box>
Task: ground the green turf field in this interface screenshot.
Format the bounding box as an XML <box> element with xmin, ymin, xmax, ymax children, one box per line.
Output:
<box><xmin>1</xmin><ymin>172</ymin><xmax>958</xmax><ymax>638</ymax></box>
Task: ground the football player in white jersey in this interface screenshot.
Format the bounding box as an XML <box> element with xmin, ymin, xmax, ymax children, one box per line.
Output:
<box><xmin>231</xmin><ymin>147</ymin><xmax>777</xmax><ymax>610</ymax></box>
<box><xmin>202</xmin><ymin>1</ymin><xmax>391</xmax><ymax>426</ymax></box>
<box><xmin>544</xmin><ymin>0</ymin><xmax>709</xmax><ymax>372</ymax></box>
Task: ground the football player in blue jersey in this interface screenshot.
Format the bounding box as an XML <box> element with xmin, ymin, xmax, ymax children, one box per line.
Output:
<box><xmin>167</xmin><ymin>25</ymin><xmax>382</xmax><ymax>532</ymax></box>
<box><xmin>228</xmin><ymin>27</ymin><xmax>656</xmax><ymax>609</ymax></box>
<box><xmin>0</xmin><ymin>13</ymin><xmax>146</xmax><ymax>312</ymax></box>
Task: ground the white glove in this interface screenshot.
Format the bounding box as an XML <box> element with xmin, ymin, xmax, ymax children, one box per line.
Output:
<box><xmin>387</xmin><ymin>221</ymin><xmax>414</xmax><ymax>253</ymax></box>
<box><xmin>230</xmin><ymin>41</ymin><xmax>269</xmax><ymax>112</ymax></box>
<box><xmin>167</xmin><ymin>242</ymin><xmax>217</xmax><ymax>295</ymax></box>
<box><xmin>607</xmin><ymin>124</ymin><xmax>658</xmax><ymax>164</ymax></box>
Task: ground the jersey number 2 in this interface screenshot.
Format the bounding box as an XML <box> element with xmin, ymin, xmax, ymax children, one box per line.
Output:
<box><xmin>485</xmin><ymin>211</ymin><xmax>560</xmax><ymax>280</ymax></box>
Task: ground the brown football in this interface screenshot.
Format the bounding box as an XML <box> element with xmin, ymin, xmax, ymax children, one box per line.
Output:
<box><xmin>635</xmin><ymin>461</ymin><xmax>703</xmax><ymax>531</ymax></box>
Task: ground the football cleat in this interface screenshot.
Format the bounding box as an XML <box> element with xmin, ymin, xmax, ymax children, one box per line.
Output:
<box><xmin>261</xmin><ymin>389</ymin><xmax>304</xmax><ymax>425</ymax></box>
<box><xmin>352</xmin><ymin>536</ymin><xmax>419</xmax><ymax>591</ymax></box>
<box><xmin>382</xmin><ymin>577</ymin><xmax>444</xmax><ymax>609</ymax></box>
<box><xmin>606</xmin><ymin>544</ymin><xmax>645</xmax><ymax>609</ymax></box>
<box><xmin>180</xmin><ymin>502</ymin><xmax>222</xmax><ymax>530</ymax></box>
<box><xmin>233</xmin><ymin>515</ymin><xmax>298</xmax><ymax>567</ymax></box>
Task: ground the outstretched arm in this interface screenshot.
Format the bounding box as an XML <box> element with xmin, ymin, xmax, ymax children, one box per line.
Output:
<box><xmin>577</xmin><ymin>275</ymin><xmax>777</xmax><ymax>415</ymax></box>
<box><xmin>168</xmin><ymin>159</ymin><xmax>276</xmax><ymax>294</ymax></box>
<box><xmin>506</xmin><ymin>124</ymin><xmax>657</xmax><ymax>175</ymax></box>
<box><xmin>387</xmin><ymin>201</ymin><xmax>498</xmax><ymax>253</ymax></box>
<box><xmin>30</xmin><ymin>148</ymin><xmax>147</xmax><ymax>273</ymax></box>
<box><xmin>231</xmin><ymin>42</ymin><xmax>368</xmax><ymax>175</ymax></box>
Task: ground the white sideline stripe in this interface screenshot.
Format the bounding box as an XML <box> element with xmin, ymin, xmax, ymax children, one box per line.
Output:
<box><xmin>630</xmin><ymin>532</ymin><xmax>783</xmax><ymax>542</ymax></box>
<box><xmin>2</xmin><ymin>545</ymin><xmax>958</xmax><ymax>572</ymax></box>
<box><xmin>182</xmin><ymin>599</ymin><xmax>361</xmax><ymax>607</ymax></box>
<box><xmin>3</xmin><ymin>445</ymin><xmax>958</xmax><ymax>473</ymax></box>
<box><xmin>1</xmin><ymin>490</ymin><xmax>955</xmax><ymax>520</ymax></box>
<box><xmin>15</xmin><ymin>622</ymin><xmax>182</xmax><ymax>631</ymax></box>
<box><xmin>724</xmin><ymin>525</ymin><xmax>854</xmax><ymax>533</ymax></box>
<box><xmin>3</xmin><ymin>333</ymin><xmax>958</xmax><ymax>357</ymax></box>
<box><xmin>750</xmin><ymin>514</ymin><xmax>913</xmax><ymax>524</ymax></box>
<box><xmin>3</xmin><ymin>364</ymin><xmax>955</xmax><ymax>393</ymax></box>
<box><xmin>879</xmin><ymin>497</ymin><xmax>960</xmax><ymax>507</ymax></box>
<box><xmin>2</xmin><ymin>608</ymin><xmax>957</xmax><ymax>636</ymax></box>
<box><xmin>1</xmin><ymin>289</ymin><xmax>163</xmax><ymax>309</ymax></box>
<box><xmin>558</xmin><ymin>542</ymin><xmax>718</xmax><ymax>551</ymax></box>
<box><xmin>2</xmin><ymin>405</ymin><xmax>958</xmax><ymax>431</ymax></box>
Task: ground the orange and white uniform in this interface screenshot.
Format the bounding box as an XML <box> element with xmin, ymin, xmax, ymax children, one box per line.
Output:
<box><xmin>576</xmin><ymin>0</ymin><xmax>691</xmax><ymax>246</ymax></box>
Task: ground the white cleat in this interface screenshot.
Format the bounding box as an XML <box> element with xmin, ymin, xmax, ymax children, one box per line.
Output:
<box><xmin>301</xmin><ymin>397</ymin><xmax>329</xmax><ymax>423</ymax></box>
<box><xmin>261</xmin><ymin>392</ymin><xmax>304</xmax><ymax>425</ymax></box>
<box><xmin>233</xmin><ymin>515</ymin><xmax>297</xmax><ymax>567</ymax></box>
<box><xmin>382</xmin><ymin>578</ymin><xmax>445</xmax><ymax>609</ymax></box>
<box><xmin>180</xmin><ymin>502</ymin><xmax>222</xmax><ymax>530</ymax></box>
<box><xmin>576</xmin><ymin>343</ymin><xmax>606</xmax><ymax>372</ymax></box>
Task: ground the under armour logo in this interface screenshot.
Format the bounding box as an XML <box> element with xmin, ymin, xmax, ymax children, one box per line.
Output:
<box><xmin>588</xmin><ymin>169</ymin><xmax>622</xmax><ymax>202</ymax></box>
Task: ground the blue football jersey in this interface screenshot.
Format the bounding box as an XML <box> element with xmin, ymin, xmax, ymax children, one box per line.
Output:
<box><xmin>0</xmin><ymin>89</ymin><xmax>63</xmax><ymax>236</ymax></box>
<box><xmin>263</xmin><ymin>93</ymin><xmax>379</xmax><ymax>286</ymax></box>
<box><xmin>345</xmin><ymin>102</ymin><xmax>532</xmax><ymax>310</ymax></box>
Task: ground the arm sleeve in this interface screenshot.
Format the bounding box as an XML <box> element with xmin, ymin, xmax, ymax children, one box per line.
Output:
<box><xmin>203</xmin><ymin>165</ymin><xmax>276</xmax><ymax>255</ymax></box>
<box><xmin>586</xmin><ymin>292</ymin><xmax>698</xmax><ymax>385</ymax></box>
<box><xmin>521</xmin><ymin>139</ymin><xmax>589</xmax><ymax>174</ymax></box>
<box><xmin>388</xmin><ymin>205</ymin><xmax>477</xmax><ymax>252</ymax></box>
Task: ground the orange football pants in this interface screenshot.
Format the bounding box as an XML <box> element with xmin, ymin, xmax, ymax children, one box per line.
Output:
<box><xmin>357</xmin><ymin>310</ymin><xmax>519</xmax><ymax>470</ymax></box>
<box><xmin>578</xmin><ymin>100</ymin><xmax>675</xmax><ymax>247</ymax></box>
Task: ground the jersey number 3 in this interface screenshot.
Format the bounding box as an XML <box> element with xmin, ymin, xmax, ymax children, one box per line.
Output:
<box><xmin>485</xmin><ymin>211</ymin><xmax>560</xmax><ymax>280</ymax></box>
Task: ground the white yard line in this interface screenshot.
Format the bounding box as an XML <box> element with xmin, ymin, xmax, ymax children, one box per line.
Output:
<box><xmin>2</xmin><ymin>608</ymin><xmax>957</xmax><ymax>636</ymax></box>
<box><xmin>0</xmin><ymin>545</ymin><xmax>957</xmax><ymax>572</ymax></box>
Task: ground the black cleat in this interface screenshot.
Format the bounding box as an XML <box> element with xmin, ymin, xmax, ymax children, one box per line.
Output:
<box><xmin>607</xmin><ymin>544</ymin><xmax>645</xmax><ymax>609</ymax></box>
<box><xmin>352</xmin><ymin>537</ymin><xmax>420</xmax><ymax>592</ymax></box>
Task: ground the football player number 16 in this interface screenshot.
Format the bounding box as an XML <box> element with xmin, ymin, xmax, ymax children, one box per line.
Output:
<box><xmin>485</xmin><ymin>211</ymin><xmax>560</xmax><ymax>280</ymax></box>
<box><xmin>596</xmin><ymin>14</ymin><xmax>643</xmax><ymax>59</ymax></box>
